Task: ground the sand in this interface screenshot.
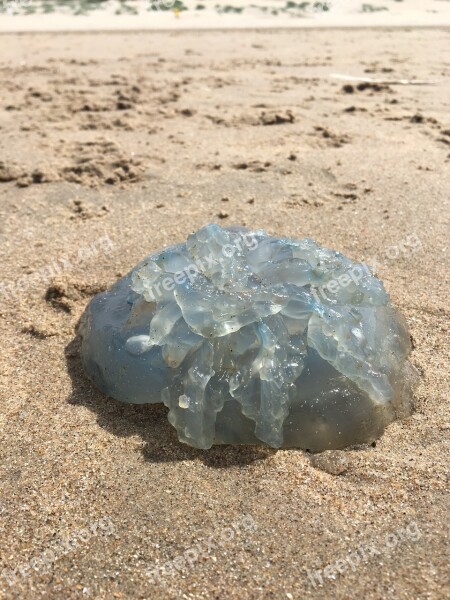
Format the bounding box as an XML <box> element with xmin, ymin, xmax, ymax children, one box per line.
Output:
<box><xmin>0</xmin><ymin>27</ymin><xmax>449</xmax><ymax>600</ymax></box>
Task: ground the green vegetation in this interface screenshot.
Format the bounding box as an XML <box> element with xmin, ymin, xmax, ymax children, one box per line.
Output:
<box><xmin>215</xmin><ymin>4</ymin><xmax>244</xmax><ymax>14</ymax></box>
<box><xmin>0</xmin><ymin>0</ymin><xmax>381</xmax><ymax>18</ymax></box>
<box><xmin>285</xmin><ymin>1</ymin><xmax>331</xmax><ymax>12</ymax></box>
<box><xmin>148</xmin><ymin>0</ymin><xmax>188</xmax><ymax>12</ymax></box>
<box><xmin>361</xmin><ymin>3</ymin><xmax>388</xmax><ymax>12</ymax></box>
<box><xmin>286</xmin><ymin>1</ymin><xmax>310</xmax><ymax>9</ymax></box>
<box><xmin>0</xmin><ymin>0</ymin><xmax>111</xmax><ymax>15</ymax></box>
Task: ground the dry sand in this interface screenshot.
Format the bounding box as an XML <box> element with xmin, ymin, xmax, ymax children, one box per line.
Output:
<box><xmin>0</xmin><ymin>27</ymin><xmax>449</xmax><ymax>599</ymax></box>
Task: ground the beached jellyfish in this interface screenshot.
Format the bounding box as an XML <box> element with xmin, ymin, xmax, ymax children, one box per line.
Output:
<box><xmin>78</xmin><ymin>224</ymin><xmax>417</xmax><ymax>451</ymax></box>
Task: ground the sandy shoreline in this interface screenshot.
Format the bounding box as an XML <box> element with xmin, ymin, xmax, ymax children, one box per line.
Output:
<box><xmin>0</xmin><ymin>26</ymin><xmax>449</xmax><ymax>600</ymax></box>
<box><xmin>2</xmin><ymin>19</ymin><xmax>450</xmax><ymax>33</ymax></box>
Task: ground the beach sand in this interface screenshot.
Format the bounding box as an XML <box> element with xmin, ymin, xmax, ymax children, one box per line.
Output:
<box><xmin>0</xmin><ymin>27</ymin><xmax>449</xmax><ymax>599</ymax></box>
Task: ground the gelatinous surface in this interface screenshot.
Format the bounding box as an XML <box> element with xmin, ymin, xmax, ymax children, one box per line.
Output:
<box><xmin>79</xmin><ymin>224</ymin><xmax>417</xmax><ymax>451</ymax></box>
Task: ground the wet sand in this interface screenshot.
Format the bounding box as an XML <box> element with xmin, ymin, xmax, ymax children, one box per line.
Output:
<box><xmin>0</xmin><ymin>28</ymin><xmax>449</xmax><ymax>599</ymax></box>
